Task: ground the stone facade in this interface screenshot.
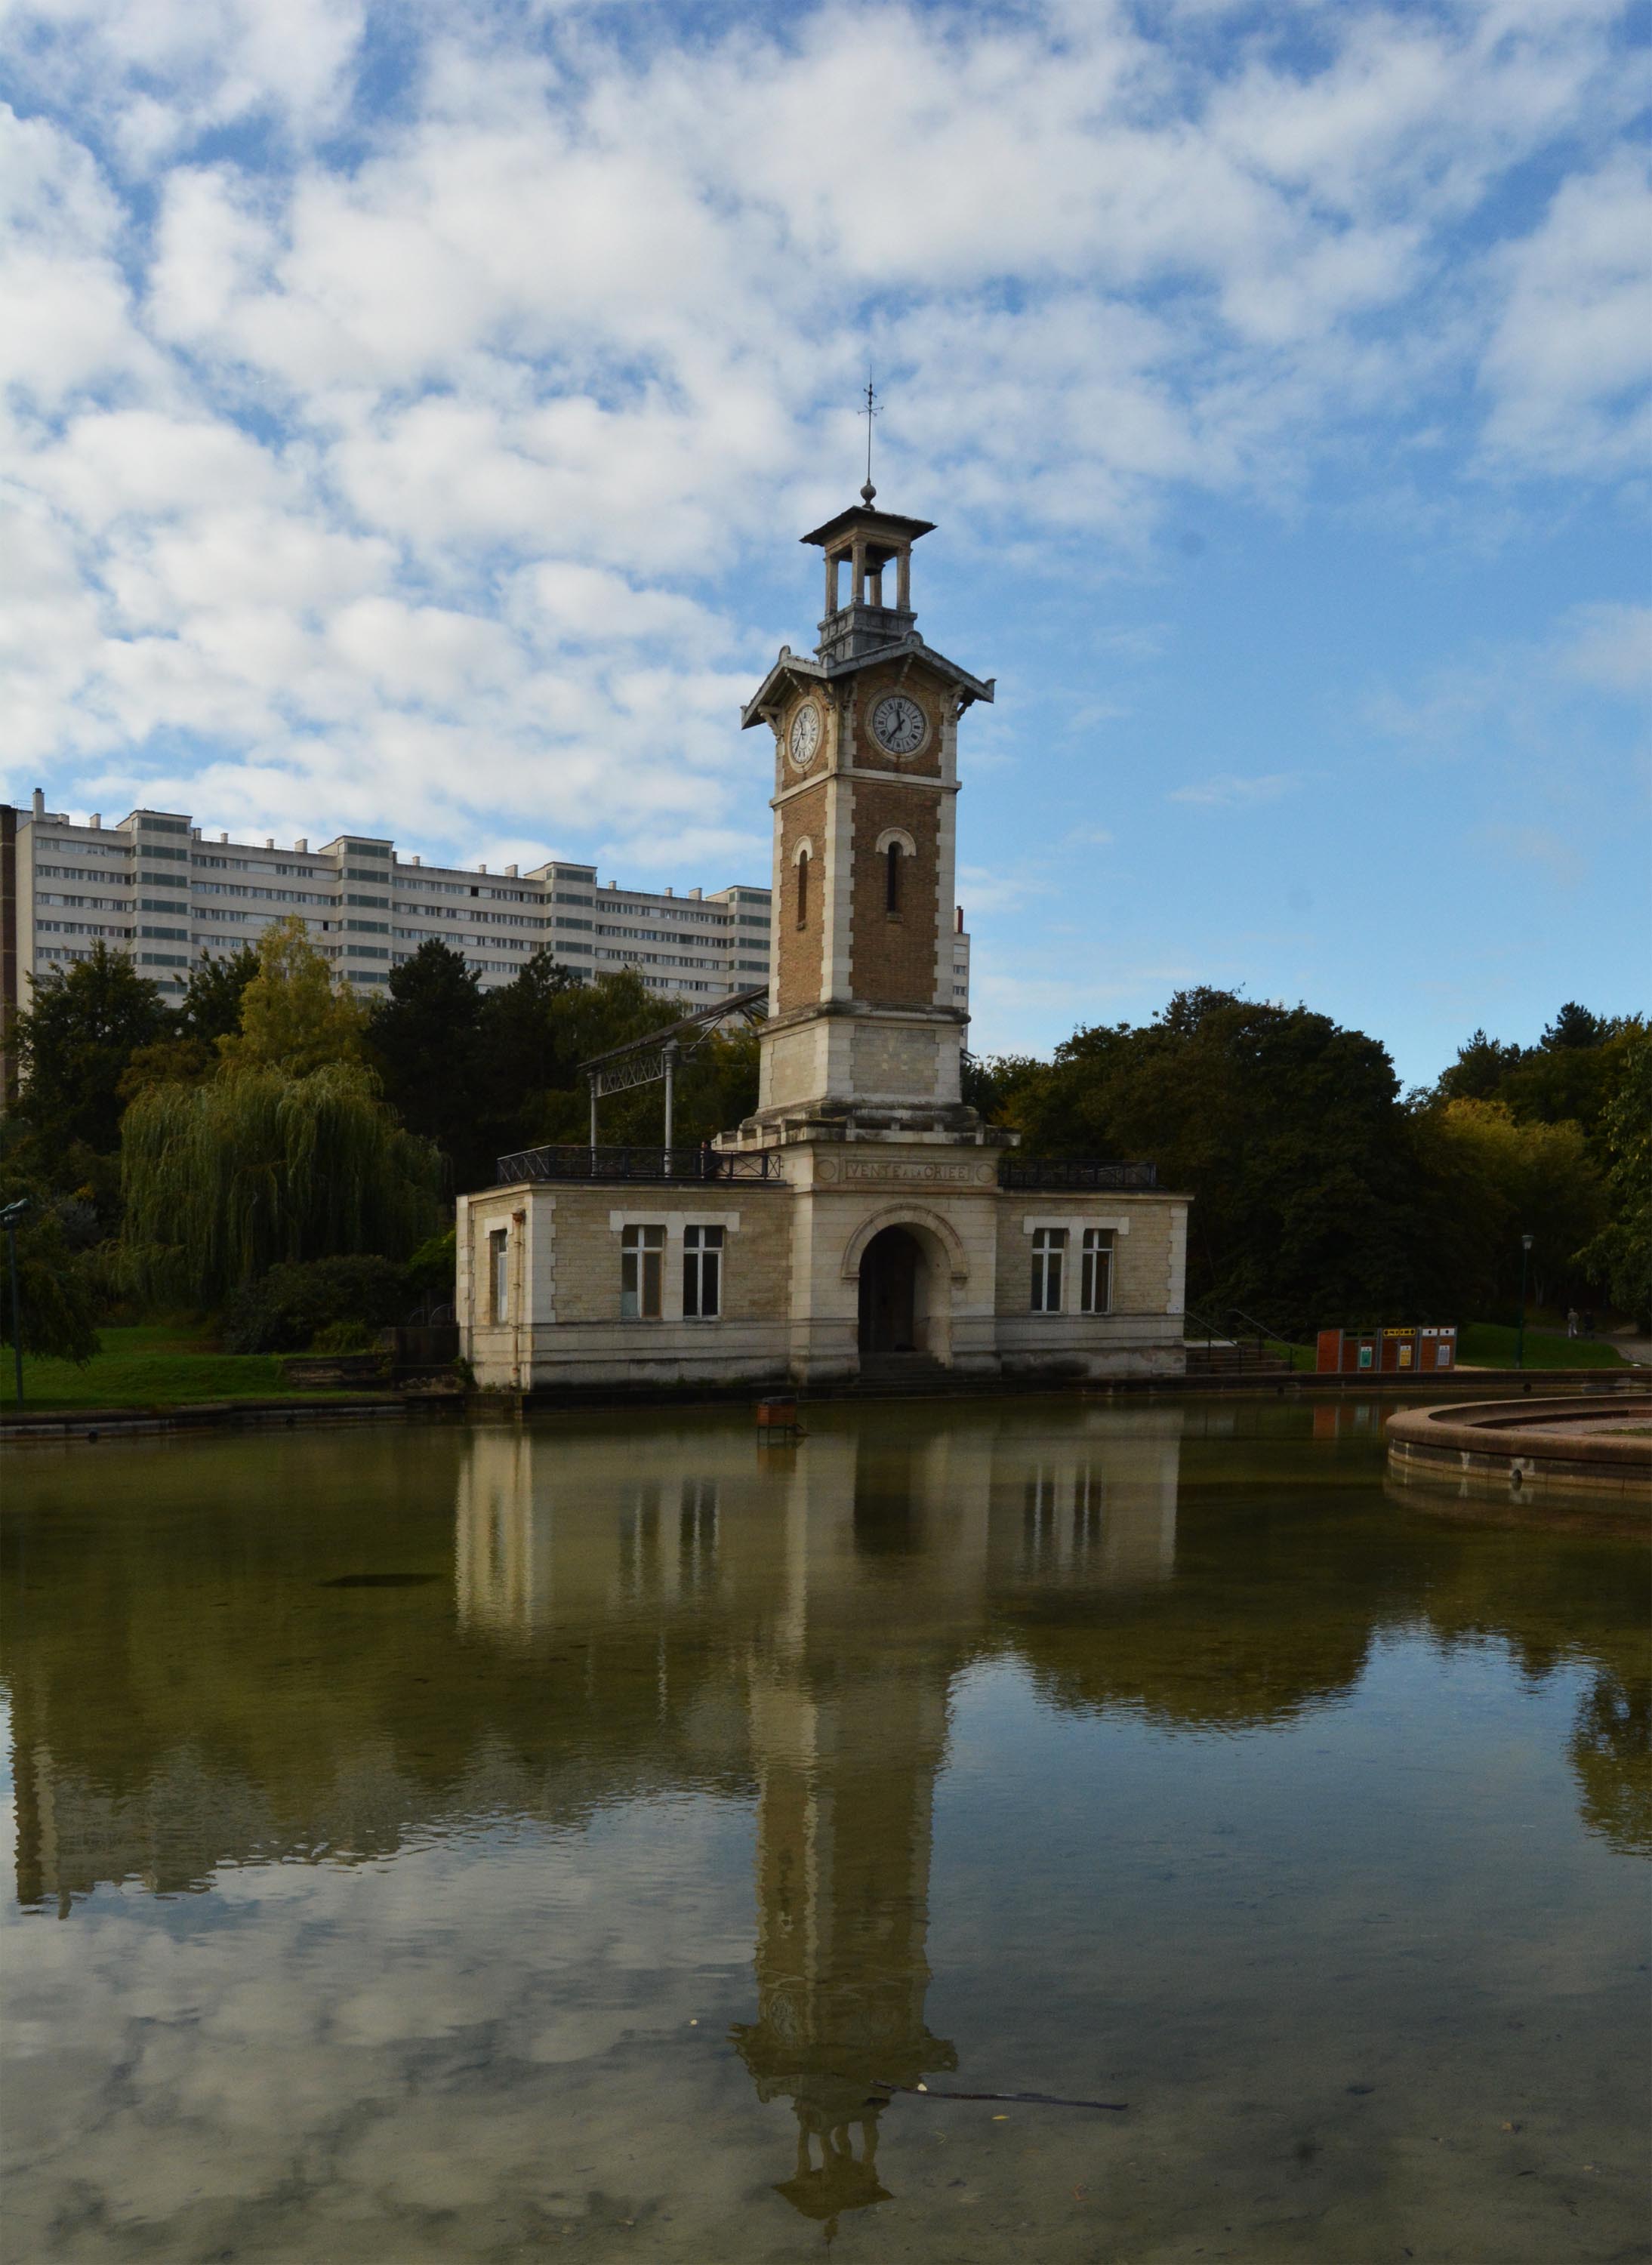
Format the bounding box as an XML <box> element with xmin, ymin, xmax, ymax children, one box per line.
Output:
<box><xmin>458</xmin><ymin>491</ymin><xmax>1189</xmax><ymax>1392</ymax></box>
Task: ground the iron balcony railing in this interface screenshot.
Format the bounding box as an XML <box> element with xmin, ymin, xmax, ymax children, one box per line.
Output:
<box><xmin>998</xmin><ymin>1159</ymin><xmax>1157</xmax><ymax>1191</ymax></box>
<box><xmin>497</xmin><ymin>1143</ymin><xmax>786</xmax><ymax>1185</ymax></box>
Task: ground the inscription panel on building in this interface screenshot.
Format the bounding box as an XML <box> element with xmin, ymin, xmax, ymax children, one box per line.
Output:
<box><xmin>827</xmin><ymin>1158</ymin><xmax>995</xmax><ymax>1187</ymax></box>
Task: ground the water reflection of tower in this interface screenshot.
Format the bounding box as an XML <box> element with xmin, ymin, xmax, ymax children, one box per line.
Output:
<box><xmin>730</xmin><ymin>1431</ymin><xmax>985</xmax><ymax>2233</ymax></box>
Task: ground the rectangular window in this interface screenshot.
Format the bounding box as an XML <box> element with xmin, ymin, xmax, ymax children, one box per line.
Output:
<box><xmin>621</xmin><ymin>1224</ymin><xmax>666</xmax><ymax>1320</ymax></box>
<box><xmin>1031</xmin><ymin>1227</ymin><xmax>1067</xmax><ymax>1313</ymax></box>
<box><xmin>1080</xmin><ymin>1229</ymin><xmax>1114</xmax><ymax>1314</ymax></box>
<box><xmin>489</xmin><ymin>1229</ymin><xmax>508</xmax><ymax>1323</ymax></box>
<box><xmin>683</xmin><ymin>1224</ymin><xmax>724</xmax><ymax>1319</ymax></box>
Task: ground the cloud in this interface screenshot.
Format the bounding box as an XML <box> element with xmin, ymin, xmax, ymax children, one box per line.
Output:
<box><xmin>1555</xmin><ymin>602</ymin><xmax>1652</xmax><ymax>697</ymax></box>
<box><xmin>1480</xmin><ymin>153</ymin><xmax>1652</xmax><ymax>477</ymax></box>
<box><xmin>1364</xmin><ymin>599</ymin><xmax>1652</xmax><ymax>765</ymax></box>
<box><xmin>1167</xmin><ymin>772</ymin><xmax>1304</xmax><ymax>806</ymax></box>
<box><xmin>0</xmin><ymin>0</ymin><xmax>1644</xmax><ymax>868</ymax></box>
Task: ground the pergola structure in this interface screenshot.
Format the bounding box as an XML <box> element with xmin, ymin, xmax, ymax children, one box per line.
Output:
<box><xmin>580</xmin><ymin>985</ymin><xmax>768</xmax><ymax>1154</ymax></box>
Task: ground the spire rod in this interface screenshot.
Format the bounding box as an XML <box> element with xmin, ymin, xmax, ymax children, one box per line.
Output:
<box><xmin>860</xmin><ymin>377</ymin><xmax>879</xmax><ymax>505</ymax></box>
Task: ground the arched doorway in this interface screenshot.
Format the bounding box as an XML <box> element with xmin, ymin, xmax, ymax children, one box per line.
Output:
<box><xmin>858</xmin><ymin>1226</ymin><xmax>926</xmax><ymax>1358</ymax></box>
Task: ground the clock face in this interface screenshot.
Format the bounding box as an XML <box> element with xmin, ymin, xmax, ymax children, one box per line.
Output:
<box><xmin>787</xmin><ymin>703</ymin><xmax>821</xmax><ymax>769</ymax></box>
<box><xmin>871</xmin><ymin>693</ymin><xmax>926</xmax><ymax>759</ymax></box>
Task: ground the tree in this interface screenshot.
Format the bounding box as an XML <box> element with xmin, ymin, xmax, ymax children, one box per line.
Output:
<box><xmin>1433</xmin><ymin>1005</ymin><xmax>1642</xmax><ymax>1146</ymax></box>
<box><xmin>1437</xmin><ymin>1029</ymin><xmax>1527</xmax><ymax>1105</ymax></box>
<box><xmin>1542</xmin><ymin>1002</ymin><xmax>1612</xmax><ymax>1052</ymax></box>
<box><xmin>986</xmin><ymin>989</ymin><xmax>1421</xmax><ymax>1334</ymax></box>
<box><xmin>120</xmin><ymin>1064</ymin><xmax>443</xmax><ymax>1305</ymax></box>
<box><xmin>216</xmin><ymin>918</ymin><xmax>366</xmax><ymax>1077</ymax></box>
<box><xmin>1576</xmin><ymin>1032</ymin><xmax>1652</xmax><ymax>1324</ymax></box>
<box><xmin>183</xmin><ymin>946</ymin><xmax>261</xmax><ymax>1044</ymax></box>
<box><xmin>1410</xmin><ymin>1099</ymin><xmax>1605</xmax><ymax>1316</ymax></box>
<box><xmin>367</xmin><ymin>941</ymin><xmax>485</xmax><ymax>1185</ymax></box>
<box><xmin>119</xmin><ymin>950</ymin><xmax>263</xmax><ymax>1097</ymax></box>
<box><xmin>11</xmin><ymin>945</ymin><xmax>171</xmax><ymax>1161</ymax></box>
<box><xmin>0</xmin><ymin>1172</ymin><xmax>101</xmax><ymax>1364</ymax></box>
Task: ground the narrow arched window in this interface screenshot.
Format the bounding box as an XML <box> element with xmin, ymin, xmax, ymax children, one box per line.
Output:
<box><xmin>885</xmin><ymin>840</ymin><xmax>903</xmax><ymax>914</ymax></box>
<box><xmin>796</xmin><ymin>848</ymin><xmax>809</xmax><ymax>928</ymax></box>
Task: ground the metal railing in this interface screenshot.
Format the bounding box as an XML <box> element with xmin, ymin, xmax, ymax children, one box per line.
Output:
<box><xmin>497</xmin><ymin>1144</ymin><xmax>786</xmax><ymax>1185</ymax></box>
<box><xmin>998</xmin><ymin>1159</ymin><xmax>1157</xmax><ymax>1191</ymax></box>
<box><xmin>1182</xmin><ymin>1304</ymin><xmax>1299</xmax><ymax>1374</ymax></box>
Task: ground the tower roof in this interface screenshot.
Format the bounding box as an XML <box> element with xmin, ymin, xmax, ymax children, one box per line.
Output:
<box><xmin>800</xmin><ymin>505</ymin><xmax>935</xmax><ymax>550</ymax></box>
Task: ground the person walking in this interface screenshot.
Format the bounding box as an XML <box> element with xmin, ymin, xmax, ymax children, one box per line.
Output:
<box><xmin>1566</xmin><ymin>1306</ymin><xmax>1580</xmax><ymax>1339</ymax></box>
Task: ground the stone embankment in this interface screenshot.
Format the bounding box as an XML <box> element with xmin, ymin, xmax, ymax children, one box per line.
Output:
<box><xmin>1386</xmin><ymin>1395</ymin><xmax>1652</xmax><ymax>1506</ymax></box>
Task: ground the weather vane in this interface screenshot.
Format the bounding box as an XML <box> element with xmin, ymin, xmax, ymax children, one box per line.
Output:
<box><xmin>860</xmin><ymin>377</ymin><xmax>880</xmax><ymax>505</ymax></box>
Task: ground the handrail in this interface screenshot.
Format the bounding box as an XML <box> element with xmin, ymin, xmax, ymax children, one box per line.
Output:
<box><xmin>1226</xmin><ymin>1305</ymin><xmax>1305</xmax><ymax>1350</ymax></box>
<box><xmin>497</xmin><ymin>1143</ymin><xmax>785</xmax><ymax>1185</ymax></box>
<box><xmin>999</xmin><ymin>1159</ymin><xmax>1157</xmax><ymax>1191</ymax></box>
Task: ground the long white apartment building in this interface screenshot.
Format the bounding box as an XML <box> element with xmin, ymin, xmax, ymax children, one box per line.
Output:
<box><xmin>1</xmin><ymin>790</ymin><xmax>972</xmax><ymax>1022</ymax></box>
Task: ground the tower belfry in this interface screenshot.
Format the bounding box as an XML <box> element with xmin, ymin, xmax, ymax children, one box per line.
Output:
<box><xmin>732</xmin><ymin>492</ymin><xmax>995</xmax><ymax>1142</ymax></box>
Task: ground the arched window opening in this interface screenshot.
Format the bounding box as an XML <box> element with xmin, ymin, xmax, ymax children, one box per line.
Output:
<box><xmin>796</xmin><ymin>848</ymin><xmax>809</xmax><ymax>928</ymax></box>
<box><xmin>885</xmin><ymin>840</ymin><xmax>903</xmax><ymax>915</ymax></box>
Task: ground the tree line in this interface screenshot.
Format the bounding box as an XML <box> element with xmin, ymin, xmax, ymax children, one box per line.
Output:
<box><xmin>0</xmin><ymin>924</ymin><xmax>757</xmax><ymax>1355</ymax></box>
<box><xmin>966</xmin><ymin>990</ymin><xmax>1647</xmax><ymax>1335</ymax></box>
<box><xmin>0</xmin><ymin>923</ymin><xmax>1645</xmax><ymax>1357</ymax></box>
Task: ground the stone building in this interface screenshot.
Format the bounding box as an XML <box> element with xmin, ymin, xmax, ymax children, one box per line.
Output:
<box><xmin>457</xmin><ymin>491</ymin><xmax>1188</xmax><ymax>1388</ymax></box>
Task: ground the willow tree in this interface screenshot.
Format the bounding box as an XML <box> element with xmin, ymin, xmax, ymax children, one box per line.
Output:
<box><xmin>121</xmin><ymin>1062</ymin><xmax>443</xmax><ymax>1305</ymax></box>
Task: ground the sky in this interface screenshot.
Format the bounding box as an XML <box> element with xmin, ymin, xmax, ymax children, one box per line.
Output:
<box><xmin>2</xmin><ymin>0</ymin><xmax>1647</xmax><ymax>1086</ymax></box>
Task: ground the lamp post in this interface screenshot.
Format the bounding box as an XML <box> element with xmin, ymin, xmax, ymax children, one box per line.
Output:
<box><xmin>1515</xmin><ymin>1231</ymin><xmax>1534</xmax><ymax>1371</ymax></box>
<box><xmin>0</xmin><ymin>1196</ymin><xmax>30</xmax><ymax>1408</ymax></box>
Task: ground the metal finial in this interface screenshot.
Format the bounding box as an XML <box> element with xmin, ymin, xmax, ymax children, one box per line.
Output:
<box><xmin>861</xmin><ymin>377</ymin><xmax>879</xmax><ymax>504</ymax></box>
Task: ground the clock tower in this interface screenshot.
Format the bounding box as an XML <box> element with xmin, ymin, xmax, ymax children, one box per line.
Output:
<box><xmin>735</xmin><ymin>498</ymin><xmax>995</xmax><ymax>1136</ymax></box>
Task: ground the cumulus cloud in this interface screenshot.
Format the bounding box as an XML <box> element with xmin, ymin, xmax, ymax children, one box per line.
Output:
<box><xmin>0</xmin><ymin>0</ymin><xmax>1645</xmax><ymax>866</ymax></box>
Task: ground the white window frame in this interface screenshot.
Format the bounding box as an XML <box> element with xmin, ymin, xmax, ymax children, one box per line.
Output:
<box><xmin>621</xmin><ymin>1223</ymin><xmax>666</xmax><ymax>1320</ymax></box>
<box><xmin>1031</xmin><ymin>1227</ymin><xmax>1067</xmax><ymax>1314</ymax></box>
<box><xmin>609</xmin><ymin>1212</ymin><xmax>742</xmax><ymax>1322</ymax></box>
<box><xmin>1021</xmin><ymin>1214</ymin><xmax>1131</xmax><ymax>1315</ymax></box>
<box><xmin>1080</xmin><ymin>1229</ymin><xmax>1114</xmax><ymax>1314</ymax></box>
<box><xmin>489</xmin><ymin>1228</ymin><xmax>509</xmax><ymax>1324</ymax></box>
<box><xmin>683</xmin><ymin>1223</ymin><xmax>724</xmax><ymax>1320</ymax></box>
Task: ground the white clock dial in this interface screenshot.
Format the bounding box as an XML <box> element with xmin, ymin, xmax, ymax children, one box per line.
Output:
<box><xmin>787</xmin><ymin>704</ymin><xmax>821</xmax><ymax>768</ymax></box>
<box><xmin>871</xmin><ymin>693</ymin><xmax>926</xmax><ymax>758</ymax></box>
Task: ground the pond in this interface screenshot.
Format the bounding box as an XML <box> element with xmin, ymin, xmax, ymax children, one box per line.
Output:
<box><xmin>2</xmin><ymin>1399</ymin><xmax>1647</xmax><ymax>2262</ymax></box>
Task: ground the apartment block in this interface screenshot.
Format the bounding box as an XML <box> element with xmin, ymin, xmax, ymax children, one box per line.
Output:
<box><xmin>0</xmin><ymin>792</ymin><xmax>799</xmax><ymax>1023</ymax></box>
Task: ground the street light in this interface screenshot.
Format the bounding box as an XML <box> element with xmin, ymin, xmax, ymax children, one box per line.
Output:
<box><xmin>0</xmin><ymin>1195</ymin><xmax>30</xmax><ymax>1408</ymax></box>
<box><xmin>1515</xmin><ymin>1231</ymin><xmax>1534</xmax><ymax>1371</ymax></box>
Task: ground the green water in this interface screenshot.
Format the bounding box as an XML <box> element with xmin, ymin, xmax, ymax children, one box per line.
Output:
<box><xmin>2</xmin><ymin>1400</ymin><xmax>1647</xmax><ymax>2263</ymax></box>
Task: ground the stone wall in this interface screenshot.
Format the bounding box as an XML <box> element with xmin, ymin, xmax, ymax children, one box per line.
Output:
<box><xmin>993</xmin><ymin>1198</ymin><xmax>1185</xmax><ymax>1321</ymax></box>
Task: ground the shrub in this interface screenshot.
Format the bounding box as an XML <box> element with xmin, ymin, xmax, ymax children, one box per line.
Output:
<box><xmin>310</xmin><ymin>1319</ymin><xmax>377</xmax><ymax>1355</ymax></box>
<box><xmin>223</xmin><ymin>1255</ymin><xmax>408</xmax><ymax>1354</ymax></box>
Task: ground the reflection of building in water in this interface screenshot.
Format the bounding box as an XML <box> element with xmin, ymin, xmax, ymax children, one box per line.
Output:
<box><xmin>451</xmin><ymin>1410</ymin><xmax>1185</xmax><ymax>2233</ymax></box>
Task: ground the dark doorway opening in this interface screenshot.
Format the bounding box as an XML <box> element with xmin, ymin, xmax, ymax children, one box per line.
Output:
<box><xmin>858</xmin><ymin>1226</ymin><xmax>924</xmax><ymax>1356</ymax></box>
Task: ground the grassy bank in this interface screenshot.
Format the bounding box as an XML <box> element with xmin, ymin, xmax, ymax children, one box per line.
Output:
<box><xmin>1</xmin><ymin>1323</ymin><xmax>380</xmax><ymax>1411</ymax></box>
<box><xmin>1457</xmin><ymin>1323</ymin><xmax>1628</xmax><ymax>1370</ymax></box>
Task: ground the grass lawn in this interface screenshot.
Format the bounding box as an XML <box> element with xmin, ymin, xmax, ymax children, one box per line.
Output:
<box><xmin>3</xmin><ymin>1323</ymin><xmax>384</xmax><ymax>1411</ymax></box>
<box><xmin>1456</xmin><ymin>1322</ymin><xmax>1628</xmax><ymax>1370</ymax></box>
